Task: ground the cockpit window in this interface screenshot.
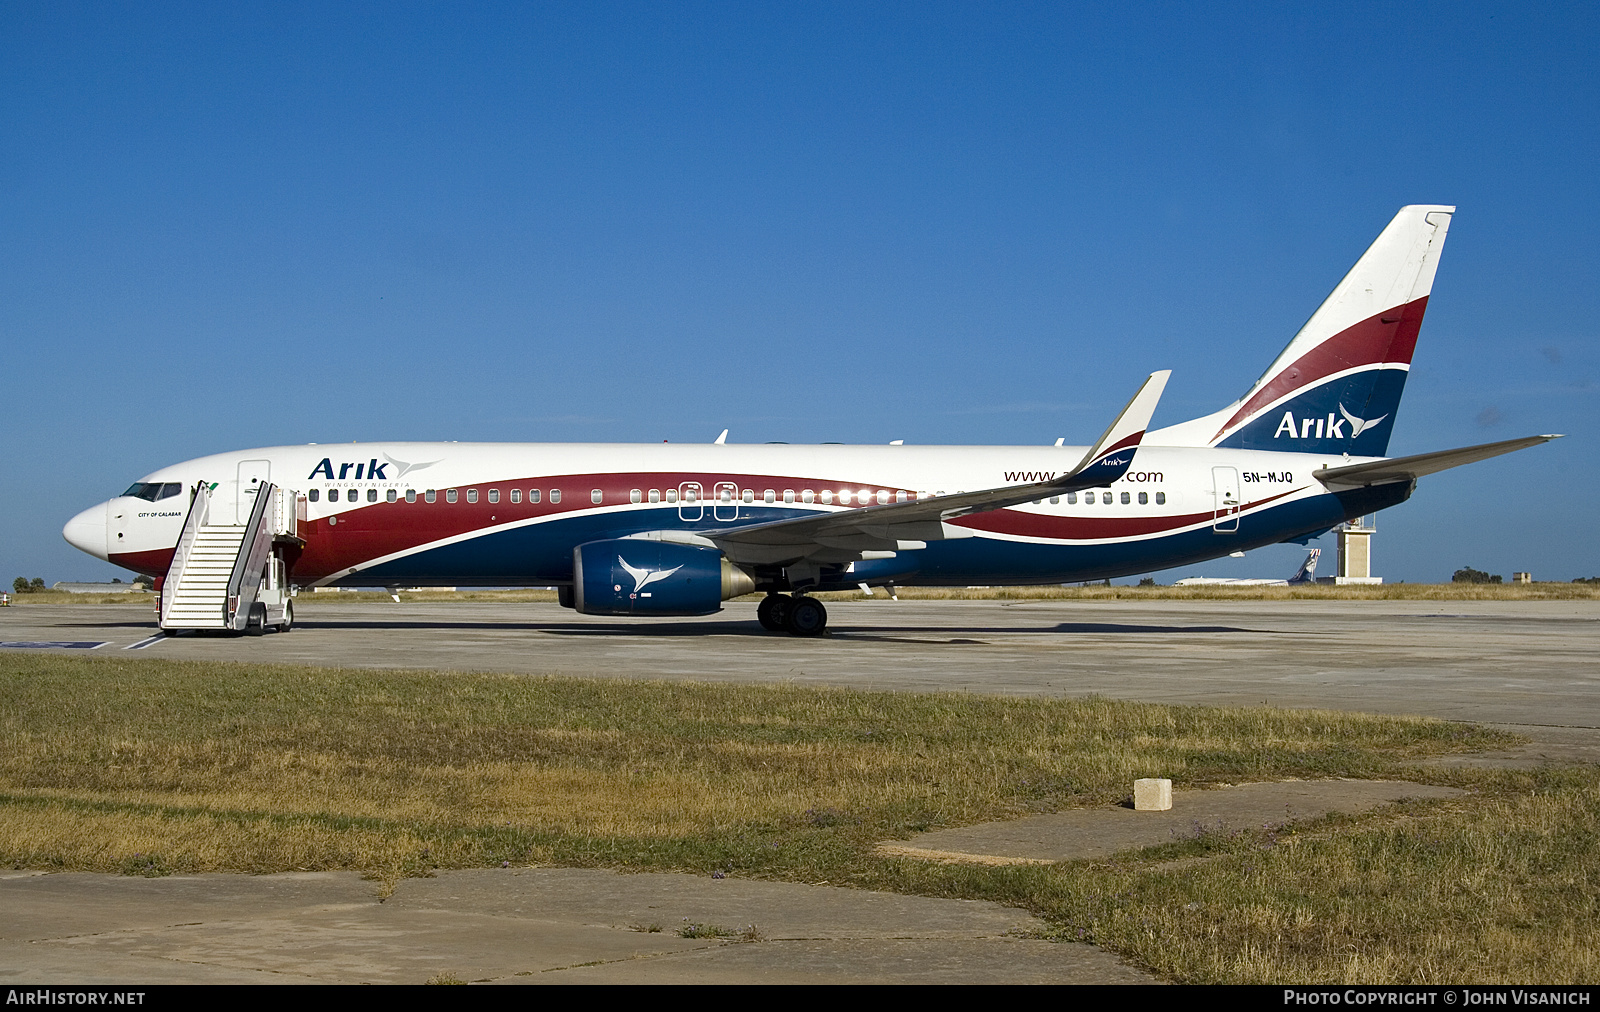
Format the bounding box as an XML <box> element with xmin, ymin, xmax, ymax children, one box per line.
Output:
<box><xmin>122</xmin><ymin>482</ymin><xmax>183</xmax><ymax>501</ymax></box>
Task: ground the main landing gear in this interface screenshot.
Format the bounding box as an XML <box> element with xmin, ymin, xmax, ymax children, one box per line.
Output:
<box><xmin>757</xmin><ymin>594</ymin><xmax>828</xmax><ymax>637</ymax></box>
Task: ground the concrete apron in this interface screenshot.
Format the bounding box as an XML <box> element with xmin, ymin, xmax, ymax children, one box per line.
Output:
<box><xmin>879</xmin><ymin>779</ymin><xmax>1464</xmax><ymax>866</ymax></box>
<box><xmin>0</xmin><ymin>866</ymin><xmax>1154</xmax><ymax>985</ymax></box>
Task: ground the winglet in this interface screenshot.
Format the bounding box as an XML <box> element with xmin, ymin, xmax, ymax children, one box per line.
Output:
<box><xmin>1068</xmin><ymin>370</ymin><xmax>1171</xmax><ymax>485</ymax></box>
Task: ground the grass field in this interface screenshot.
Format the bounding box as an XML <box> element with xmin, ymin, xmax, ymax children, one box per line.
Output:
<box><xmin>3</xmin><ymin>652</ymin><xmax>1596</xmax><ymax>982</ymax></box>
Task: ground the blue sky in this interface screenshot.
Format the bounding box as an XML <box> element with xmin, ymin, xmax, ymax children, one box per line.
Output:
<box><xmin>3</xmin><ymin>2</ymin><xmax>1596</xmax><ymax>584</ymax></box>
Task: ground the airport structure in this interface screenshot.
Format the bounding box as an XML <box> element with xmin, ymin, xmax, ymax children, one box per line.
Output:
<box><xmin>63</xmin><ymin>206</ymin><xmax>1557</xmax><ymax>635</ymax></box>
<box><xmin>1328</xmin><ymin>516</ymin><xmax>1382</xmax><ymax>585</ymax></box>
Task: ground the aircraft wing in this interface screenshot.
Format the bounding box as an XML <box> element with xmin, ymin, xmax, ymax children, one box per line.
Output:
<box><xmin>710</xmin><ymin>371</ymin><xmax>1170</xmax><ymax>563</ymax></box>
<box><xmin>1312</xmin><ymin>434</ymin><xmax>1562</xmax><ymax>489</ymax></box>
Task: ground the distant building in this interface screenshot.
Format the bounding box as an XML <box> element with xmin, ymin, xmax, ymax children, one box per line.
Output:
<box><xmin>1316</xmin><ymin>516</ymin><xmax>1383</xmax><ymax>585</ymax></box>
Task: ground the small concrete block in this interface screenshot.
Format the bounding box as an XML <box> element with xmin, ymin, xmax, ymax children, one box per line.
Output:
<box><xmin>1133</xmin><ymin>778</ymin><xmax>1172</xmax><ymax>811</ymax></box>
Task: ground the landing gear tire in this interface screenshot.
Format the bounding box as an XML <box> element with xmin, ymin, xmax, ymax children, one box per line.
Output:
<box><xmin>757</xmin><ymin>594</ymin><xmax>791</xmax><ymax>632</ymax></box>
<box><xmin>784</xmin><ymin>596</ymin><xmax>828</xmax><ymax>637</ymax></box>
<box><xmin>276</xmin><ymin>601</ymin><xmax>294</xmax><ymax>633</ymax></box>
<box><xmin>245</xmin><ymin>602</ymin><xmax>267</xmax><ymax>637</ymax></box>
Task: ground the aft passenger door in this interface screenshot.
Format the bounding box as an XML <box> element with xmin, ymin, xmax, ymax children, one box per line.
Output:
<box><xmin>1212</xmin><ymin>466</ymin><xmax>1240</xmax><ymax>532</ymax></box>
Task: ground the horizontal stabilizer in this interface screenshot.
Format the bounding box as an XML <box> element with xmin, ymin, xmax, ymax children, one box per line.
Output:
<box><xmin>1313</xmin><ymin>435</ymin><xmax>1561</xmax><ymax>488</ymax></box>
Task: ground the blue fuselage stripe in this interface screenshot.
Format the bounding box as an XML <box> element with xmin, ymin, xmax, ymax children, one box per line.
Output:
<box><xmin>341</xmin><ymin>484</ymin><xmax>1406</xmax><ymax>588</ymax></box>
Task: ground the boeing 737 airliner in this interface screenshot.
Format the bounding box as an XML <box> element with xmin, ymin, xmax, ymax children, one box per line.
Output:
<box><xmin>63</xmin><ymin>206</ymin><xmax>1560</xmax><ymax>635</ymax></box>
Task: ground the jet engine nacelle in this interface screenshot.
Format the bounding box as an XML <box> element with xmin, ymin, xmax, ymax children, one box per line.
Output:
<box><xmin>572</xmin><ymin>539</ymin><xmax>755</xmax><ymax>616</ymax></box>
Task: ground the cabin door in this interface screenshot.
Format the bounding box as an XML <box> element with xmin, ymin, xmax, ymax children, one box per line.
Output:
<box><xmin>1211</xmin><ymin>467</ymin><xmax>1240</xmax><ymax>532</ymax></box>
<box><xmin>236</xmin><ymin>460</ymin><xmax>272</xmax><ymax>524</ymax></box>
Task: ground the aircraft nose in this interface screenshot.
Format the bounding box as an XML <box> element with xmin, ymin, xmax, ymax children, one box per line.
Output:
<box><xmin>63</xmin><ymin>504</ymin><xmax>109</xmax><ymax>561</ymax></box>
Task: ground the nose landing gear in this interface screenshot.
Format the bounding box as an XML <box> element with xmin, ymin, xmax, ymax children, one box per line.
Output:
<box><xmin>757</xmin><ymin>593</ymin><xmax>828</xmax><ymax>637</ymax></box>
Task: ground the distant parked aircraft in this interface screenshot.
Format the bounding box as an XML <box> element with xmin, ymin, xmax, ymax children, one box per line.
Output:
<box><xmin>1174</xmin><ymin>548</ymin><xmax>1322</xmax><ymax>587</ymax></box>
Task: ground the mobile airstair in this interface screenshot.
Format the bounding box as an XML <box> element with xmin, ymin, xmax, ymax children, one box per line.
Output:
<box><xmin>159</xmin><ymin>479</ymin><xmax>303</xmax><ymax>634</ymax></box>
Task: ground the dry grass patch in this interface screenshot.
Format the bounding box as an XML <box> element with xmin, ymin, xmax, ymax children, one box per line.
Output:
<box><xmin>6</xmin><ymin>652</ymin><xmax>1593</xmax><ymax>982</ymax></box>
<box><xmin>0</xmin><ymin>654</ymin><xmax>1509</xmax><ymax>882</ymax></box>
<box><xmin>1027</xmin><ymin>770</ymin><xmax>1600</xmax><ymax>983</ymax></box>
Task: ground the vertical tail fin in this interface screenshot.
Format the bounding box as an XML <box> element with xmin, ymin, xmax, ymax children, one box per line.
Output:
<box><xmin>1287</xmin><ymin>548</ymin><xmax>1321</xmax><ymax>585</ymax></box>
<box><xmin>1150</xmin><ymin>205</ymin><xmax>1454</xmax><ymax>455</ymax></box>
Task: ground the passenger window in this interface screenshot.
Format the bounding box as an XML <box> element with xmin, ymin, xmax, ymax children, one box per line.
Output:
<box><xmin>368</xmin><ymin>488</ymin><xmax>379</xmax><ymax>503</ymax></box>
<box><xmin>649</xmin><ymin>489</ymin><xmax>660</xmax><ymax>503</ymax></box>
<box><xmin>1155</xmin><ymin>492</ymin><xmax>1166</xmax><ymax>505</ymax></box>
<box><xmin>466</xmin><ymin>489</ymin><xmax>478</xmax><ymax>503</ymax></box>
<box><xmin>591</xmin><ymin>489</ymin><xmax>603</xmax><ymax>504</ymax></box>
<box><xmin>742</xmin><ymin>489</ymin><xmax>754</xmax><ymax>504</ymax></box>
<box><xmin>510</xmin><ymin>489</ymin><xmax>521</xmax><ymax>503</ymax></box>
<box><xmin>406</xmin><ymin>489</ymin><xmax>417</xmax><ymax>503</ymax></box>
<box><xmin>1120</xmin><ymin>492</ymin><xmax>1130</xmax><ymax>504</ymax></box>
<box><xmin>1050</xmin><ymin>496</ymin><xmax>1059</xmax><ymax>505</ymax></box>
<box><xmin>1066</xmin><ymin>492</ymin><xmax>1076</xmax><ymax>504</ymax></box>
<box><xmin>802</xmin><ymin>490</ymin><xmax>814</xmax><ymax>503</ymax></box>
<box><xmin>897</xmin><ymin>490</ymin><xmax>908</xmax><ymax>503</ymax></box>
<box><xmin>425</xmin><ymin>490</ymin><xmax>437</xmax><ymax>503</ymax></box>
<box><xmin>308</xmin><ymin>489</ymin><xmax>320</xmax><ymax>502</ymax></box>
<box><xmin>837</xmin><ymin>490</ymin><xmax>851</xmax><ymax>505</ymax></box>
<box><xmin>783</xmin><ymin>489</ymin><xmax>795</xmax><ymax>503</ymax></box>
<box><xmin>665</xmin><ymin>488</ymin><xmax>677</xmax><ymax>503</ymax></box>
<box><xmin>446</xmin><ymin>489</ymin><xmax>459</xmax><ymax>503</ymax></box>
<box><xmin>1138</xmin><ymin>492</ymin><xmax>1148</xmax><ymax>505</ymax></box>
<box><xmin>1102</xmin><ymin>492</ymin><xmax>1113</xmax><ymax>504</ymax></box>
<box><xmin>876</xmin><ymin>490</ymin><xmax>889</xmax><ymax>505</ymax></box>
<box><xmin>764</xmin><ymin>489</ymin><xmax>776</xmax><ymax>503</ymax></box>
<box><xmin>530</xmin><ymin>489</ymin><xmax>542</xmax><ymax>503</ymax></box>
<box><xmin>630</xmin><ymin>489</ymin><xmax>641</xmax><ymax>504</ymax></box>
<box><xmin>488</xmin><ymin>489</ymin><xmax>499</xmax><ymax>504</ymax></box>
<box><xmin>859</xmin><ymin>489</ymin><xmax>872</xmax><ymax>504</ymax></box>
<box><xmin>550</xmin><ymin>489</ymin><xmax>561</xmax><ymax>504</ymax></box>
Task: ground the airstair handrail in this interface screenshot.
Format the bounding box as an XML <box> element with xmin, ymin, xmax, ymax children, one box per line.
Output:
<box><xmin>160</xmin><ymin>482</ymin><xmax>212</xmax><ymax>628</ymax></box>
<box><xmin>224</xmin><ymin>480</ymin><xmax>277</xmax><ymax>630</ymax></box>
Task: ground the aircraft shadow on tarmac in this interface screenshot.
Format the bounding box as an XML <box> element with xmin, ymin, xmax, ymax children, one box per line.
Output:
<box><xmin>126</xmin><ymin>619</ymin><xmax>1259</xmax><ymax>638</ymax></box>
